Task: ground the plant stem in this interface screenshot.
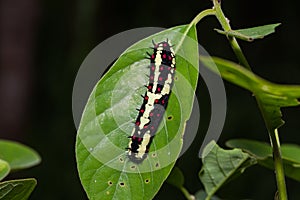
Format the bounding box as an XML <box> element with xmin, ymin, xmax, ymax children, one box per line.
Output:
<box><xmin>175</xmin><ymin>9</ymin><xmax>215</xmax><ymax>53</ymax></box>
<box><xmin>190</xmin><ymin>8</ymin><xmax>216</xmax><ymax>26</ymax></box>
<box><xmin>270</xmin><ymin>129</ymin><xmax>287</xmax><ymax>200</ymax></box>
<box><xmin>180</xmin><ymin>186</ymin><xmax>195</xmax><ymax>200</ymax></box>
<box><xmin>212</xmin><ymin>1</ymin><xmax>251</xmax><ymax>70</ymax></box>
<box><xmin>210</xmin><ymin>0</ymin><xmax>288</xmax><ymax>199</ymax></box>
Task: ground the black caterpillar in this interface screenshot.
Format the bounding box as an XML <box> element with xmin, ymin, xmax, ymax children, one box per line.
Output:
<box><xmin>127</xmin><ymin>40</ymin><xmax>176</xmax><ymax>163</ymax></box>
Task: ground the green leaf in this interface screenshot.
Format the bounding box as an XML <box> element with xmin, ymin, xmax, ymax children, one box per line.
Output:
<box><xmin>194</xmin><ymin>190</ymin><xmax>221</xmax><ymax>200</ymax></box>
<box><xmin>200</xmin><ymin>56</ymin><xmax>300</xmax><ymax>130</ymax></box>
<box><xmin>226</xmin><ymin>139</ymin><xmax>272</xmax><ymax>159</ymax></box>
<box><xmin>215</xmin><ymin>23</ymin><xmax>281</xmax><ymax>42</ymax></box>
<box><xmin>280</xmin><ymin>144</ymin><xmax>300</xmax><ymax>182</ymax></box>
<box><xmin>226</xmin><ymin>139</ymin><xmax>300</xmax><ymax>182</ymax></box>
<box><xmin>76</xmin><ymin>24</ymin><xmax>199</xmax><ymax>200</ymax></box>
<box><xmin>281</xmin><ymin>144</ymin><xmax>300</xmax><ymax>164</ymax></box>
<box><xmin>166</xmin><ymin>167</ymin><xmax>184</xmax><ymax>189</ymax></box>
<box><xmin>0</xmin><ymin>178</ymin><xmax>37</xmax><ymax>200</ymax></box>
<box><xmin>259</xmin><ymin>157</ymin><xmax>300</xmax><ymax>182</ymax></box>
<box><xmin>0</xmin><ymin>159</ymin><xmax>10</xmax><ymax>181</ymax></box>
<box><xmin>199</xmin><ymin>141</ymin><xmax>255</xmax><ymax>199</ymax></box>
<box><xmin>0</xmin><ymin>140</ymin><xmax>41</xmax><ymax>171</ymax></box>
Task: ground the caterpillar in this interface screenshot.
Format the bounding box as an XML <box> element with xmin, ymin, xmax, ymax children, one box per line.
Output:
<box><xmin>127</xmin><ymin>40</ymin><xmax>176</xmax><ymax>163</ymax></box>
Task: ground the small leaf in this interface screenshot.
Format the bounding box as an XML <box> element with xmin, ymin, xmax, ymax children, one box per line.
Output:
<box><xmin>0</xmin><ymin>178</ymin><xmax>37</xmax><ymax>200</ymax></box>
<box><xmin>215</xmin><ymin>23</ymin><xmax>281</xmax><ymax>41</ymax></box>
<box><xmin>199</xmin><ymin>141</ymin><xmax>255</xmax><ymax>199</ymax></box>
<box><xmin>166</xmin><ymin>167</ymin><xmax>184</xmax><ymax>189</ymax></box>
<box><xmin>281</xmin><ymin>144</ymin><xmax>300</xmax><ymax>164</ymax></box>
<box><xmin>275</xmin><ymin>144</ymin><xmax>300</xmax><ymax>182</ymax></box>
<box><xmin>280</xmin><ymin>162</ymin><xmax>300</xmax><ymax>182</ymax></box>
<box><xmin>0</xmin><ymin>140</ymin><xmax>41</xmax><ymax>171</ymax></box>
<box><xmin>200</xmin><ymin>56</ymin><xmax>300</xmax><ymax>130</ymax></box>
<box><xmin>226</xmin><ymin>139</ymin><xmax>272</xmax><ymax>159</ymax></box>
<box><xmin>0</xmin><ymin>159</ymin><xmax>10</xmax><ymax>181</ymax></box>
<box><xmin>226</xmin><ymin>139</ymin><xmax>300</xmax><ymax>182</ymax></box>
<box><xmin>166</xmin><ymin>167</ymin><xmax>195</xmax><ymax>199</ymax></box>
<box><xmin>258</xmin><ymin>157</ymin><xmax>300</xmax><ymax>182</ymax></box>
<box><xmin>194</xmin><ymin>190</ymin><xmax>221</xmax><ymax>200</ymax></box>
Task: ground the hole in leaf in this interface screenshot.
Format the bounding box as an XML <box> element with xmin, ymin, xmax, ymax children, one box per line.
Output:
<box><xmin>167</xmin><ymin>115</ymin><xmax>173</xmax><ymax>120</ymax></box>
<box><xmin>108</xmin><ymin>181</ymin><xmax>113</xmax><ymax>186</ymax></box>
<box><xmin>155</xmin><ymin>163</ymin><xmax>160</xmax><ymax>168</ymax></box>
<box><xmin>130</xmin><ymin>165</ymin><xmax>136</xmax><ymax>170</ymax></box>
<box><xmin>119</xmin><ymin>182</ymin><xmax>125</xmax><ymax>187</ymax></box>
<box><xmin>145</xmin><ymin>179</ymin><xmax>150</xmax><ymax>184</ymax></box>
<box><xmin>151</xmin><ymin>153</ymin><xmax>157</xmax><ymax>157</ymax></box>
<box><xmin>119</xmin><ymin>157</ymin><xmax>124</xmax><ymax>163</ymax></box>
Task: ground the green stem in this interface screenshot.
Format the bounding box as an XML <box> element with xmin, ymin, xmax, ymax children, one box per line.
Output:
<box><xmin>180</xmin><ymin>186</ymin><xmax>195</xmax><ymax>200</ymax></box>
<box><xmin>190</xmin><ymin>8</ymin><xmax>216</xmax><ymax>26</ymax></box>
<box><xmin>257</xmin><ymin>99</ymin><xmax>288</xmax><ymax>200</ymax></box>
<box><xmin>175</xmin><ymin>9</ymin><xmax>215</xmax><ymax>53</ymax></box>
<box><xmin>212</xmin><ymin>0</ymin><xmax>251</xmax><ymax>70</ymax></box>
<box><xmin>270</xmin><ymin>129</ymin><xmax>287</xmax><ymax>200</ymax></box>
<box><xmin>210</xmin><ymin>0</ymin><xmax>288</xmax><ymax>199</ymax></box>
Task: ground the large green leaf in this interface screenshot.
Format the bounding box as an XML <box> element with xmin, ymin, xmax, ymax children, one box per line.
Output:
<box><xmin>200</xmin><ymin>56</ymin><xmax>300</xmax><ymax>130</ymax></box>
<box><xmin>0</xmin><ymin>178</ymin><xmax>37</xmax><ymax>200</ymax></box>
<box><xmin>0</xmin><ymin>159</ymin><xmax>10</xmax><ymax>181</ymax></box>
<box><xmin>0</xmin><ymin>140</ymin><xmax>41</xmax><ymax>171</ymax></box>
<box><xmin>215</xmin><ymin>23</ymin><xmax>280</xmax><ymax>42</ymax></box>
<box><xmin>199</xmin><ymin>141</ymin><xmax>255</xmax><ymax>199</ymax></box>
<box><xmin>226</xmin><ymin>139</ymin><xmax>300</xmax><ymax>182</ymax></box>
<box><xmin>76</xmin><ymin>25</ymin><xmax>199</xmax><ymax>200</ymax></box>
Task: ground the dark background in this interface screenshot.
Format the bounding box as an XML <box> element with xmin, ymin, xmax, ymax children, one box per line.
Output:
<box><xmin>0</xmin><ymin>0</ymin><xmax>299</xmax><ymax>199</ymax></box>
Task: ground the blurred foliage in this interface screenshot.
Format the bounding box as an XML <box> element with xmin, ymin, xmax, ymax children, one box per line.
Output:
<box><xmin>0</xmin><ymin>140</ymin><xmax>40</xmax><ymax>199</ymax></box>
